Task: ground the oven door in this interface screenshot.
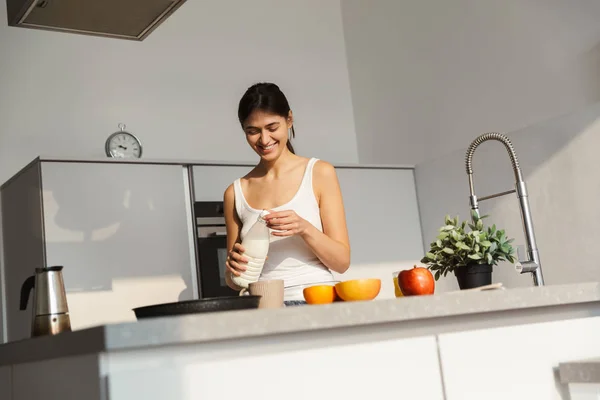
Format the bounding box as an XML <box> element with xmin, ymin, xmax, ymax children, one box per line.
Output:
<box><xmin>197</xmin><ymin>225</ymin><xmax>238</xmax><ymax>298</ymax></box>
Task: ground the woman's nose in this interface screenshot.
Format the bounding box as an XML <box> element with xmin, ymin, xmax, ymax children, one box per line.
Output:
<box><xmin>259</xmin><ymin>130</ymin><xmax>270</xmax><ymax>144</ymax></box>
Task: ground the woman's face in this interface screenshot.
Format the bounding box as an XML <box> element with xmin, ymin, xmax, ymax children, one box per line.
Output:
<box><xmin>242</xmin><ymin>109</ymin><xmax>292</xmax><ymax>161</ymax></box>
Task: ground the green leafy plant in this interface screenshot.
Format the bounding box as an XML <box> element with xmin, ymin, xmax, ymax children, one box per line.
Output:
<box><xmin>420</xmin><ymin>211</ymin><xmax>516</xmax><ymax>281</ymax></box>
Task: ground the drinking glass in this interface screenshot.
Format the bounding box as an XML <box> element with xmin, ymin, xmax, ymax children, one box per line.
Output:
<box><xmin>392</xmin><ymin>271</ymin><xmax>403</xmax><ymax>298</ymax></box>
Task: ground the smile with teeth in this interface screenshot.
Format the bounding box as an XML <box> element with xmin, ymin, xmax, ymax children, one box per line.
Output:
<box><xmin>260</xmin><ymin>142</ymin><xmax>277</xmax><ymax>150</ymax></box>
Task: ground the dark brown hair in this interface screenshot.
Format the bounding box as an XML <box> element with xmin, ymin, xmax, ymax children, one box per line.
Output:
<box><xmin>238</xmin><ymin>82</ymin><xmax>296</xmax><ymax>154</ymax></box>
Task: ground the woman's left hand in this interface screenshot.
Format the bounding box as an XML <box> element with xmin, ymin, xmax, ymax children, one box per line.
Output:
<box><xmin>263</xmin><ymin>210</ymin><xmax>310</xmax><ymax>237</ymax></box>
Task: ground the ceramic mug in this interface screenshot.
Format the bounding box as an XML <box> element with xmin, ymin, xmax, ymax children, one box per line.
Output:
<box><xmin>239</xmin><ymin>279</ymin><xmax>284</xmax><ymax>309</ymax></box>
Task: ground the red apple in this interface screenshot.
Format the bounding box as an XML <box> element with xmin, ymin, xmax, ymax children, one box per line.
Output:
<box><xmin>398</xmin><ymin>266</ymin><xmax>435</xmax><ymax>296</ymax></box>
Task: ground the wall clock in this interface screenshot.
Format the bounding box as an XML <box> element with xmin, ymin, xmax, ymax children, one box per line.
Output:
<box><xmin>105</xmin><ymin>123</ymin><xmax>143</xmax><ymax>159</ymax></box>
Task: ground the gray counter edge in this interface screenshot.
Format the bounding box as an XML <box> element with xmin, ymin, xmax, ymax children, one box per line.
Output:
<box><xmin>559</xmin><ymin>358</ymin><xmax>600</xmax><ymax>384</ymax></box>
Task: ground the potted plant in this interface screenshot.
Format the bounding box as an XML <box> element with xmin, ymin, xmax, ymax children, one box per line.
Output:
<box><xmin>420</xmin><ymin>211</ymin><xmax>516</xmax><ymax>289</ymax></box>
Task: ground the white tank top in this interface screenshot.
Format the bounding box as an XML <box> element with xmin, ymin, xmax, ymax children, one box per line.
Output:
<box><xmin>233</xmin><ymin>158</ymin><xmax>335</xmax><ymax>301</ymax></box>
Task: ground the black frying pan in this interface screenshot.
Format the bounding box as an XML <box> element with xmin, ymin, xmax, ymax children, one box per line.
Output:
<box><xmin>133</xmin><ymin>296</ymin><xmax>262</xmax><ymax>319</ymax></box>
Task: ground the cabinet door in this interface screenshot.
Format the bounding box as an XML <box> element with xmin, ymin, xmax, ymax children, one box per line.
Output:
<box><xmin>12</xmin><ymin>354</ymin><xmax>101</xmax><ymax>400</ymax></box>
<box><xmin>336</xmin><ymin>167</ymin><xmax>423</xmax><ymax>264</ymax></box>
<box><xmin>191</xmin><ymin>165</ymin><xmax>253</xmax><ymax>201</ymax></box>
<box><xmin>438</xmin><ymin>316</ymin><xmax>600</xmax><ymax>400</ymax></box>
<box><xmin>40</xmin><ymin>162</ymin><xmax>196</xmax><ymax>331</ymax></box>
<box><xmin>190</xmin><ymin>164</ymin><xmax>425</xmax><ymax>299</ymax></box>
<box><xmin>1</xmin><ymin>162</ymin><xmax>45</xmax><ymax>343</ymax></box>
<box><xmin>334</xmin><ymin>167</ymin><xmax>424</xmax><ymax>296</ymax></box>
<box><xmin>104</xmin><ymin>335</ymin><xmax>445</xmax><ymax>400</ymax></box>
<box><xmin>0</xmin><ymin>366</ymin><xmax>11</xmax><ymax>400</ymax></box>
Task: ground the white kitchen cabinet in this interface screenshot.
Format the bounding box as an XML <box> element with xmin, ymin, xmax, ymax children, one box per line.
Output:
<box><xmin>0</xmin><ymin>332</ymin><xmax>444</xmax><ymax>400</ymax></box>
<box><xmin>334</xmin><ymin>167</ymin><xmax>424</xmax><ymax>296</ymax></box>
<box><xmin>0</xmin><ymin>366</ymin><xmax>11</xmax><ymax>400</ymax></box>
<box><xmin>191</xmin><ymin>164</ymin><xmax>424</xmax><ymax>262</ymax></box>
<box><xmin>191</xmin><ymin>164</ymin><xmax>252</xmax><ymax>201</ymax></box>
<box><xmin>438</xmin><ymin>316</ymin><xmax>600</xmax><ymax>400</ymax></box>
<box><xmin>1</xmin><ymin>160</ymin><xmax>196</xmax><ymax>342</ymax></box>
<box><xmin>0</xmin><ymin>158</ymin><xmax>424</xmax><ymax>344</ymax></box>
<box><xmin>103</xmin><ymin>335</ymin><xmax>444</xmax><ymax>400</ymax></box>
<box><xmin>12</xmin><ymin>354</ymin><xmax>101</xmax><ymax>400</ymax></box>
<box><xmin>190</xmin><ymin>165</ymin><xmax>425</xmax><ymax>262</ymax></box>
<box><xmin>2</xmin><ymin>161</ymin><xmax>48</xmax><ymax>344</ymax></box>
<box><xmin>567</xmin><ymin>384</ymin><xmax>600</xmax><ymax>400</ymax></box>
<box><xmin>335</xmin><ymin>167</ymin><xmax>423</xmax><ymax>265</ymax></box>
<box><xmin>191</xmin><ymin>163</ymin><xmax>425</xmax><ymax>297</ymax></box>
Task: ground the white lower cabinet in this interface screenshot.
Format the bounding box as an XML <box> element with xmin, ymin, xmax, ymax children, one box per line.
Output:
<box><xmin>0</xmin><ymin>366</ymin><xmax>11</xmax><ymax>400</ymax></box>
<box><xmin>192</xmin><ymin>165</ymin><xmax>252</xmax><ymax>201</ymax></box>
<box><xmin>437</xmin><ymin>316</ymin><xmax>600</xmax><ymax>400</ymax></box>
<box><xmin>102</xmin><ymin>335</ymin><xmax>445</xmax><ymax>400</ymax></box>
<box><xmin>11</xmin><ymin>354</ymin><xmax>102</xmax><ymax>400</ymax></box>
<box><xmin>567</xmin><ymin>384</ymin><xmax>600</xmax><ymax>400</ymax></box>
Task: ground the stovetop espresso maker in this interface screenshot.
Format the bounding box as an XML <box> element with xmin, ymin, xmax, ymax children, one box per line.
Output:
<box><xmin>20</xmin><ymin>265</ymin><xmax>71</xmax><ymax>337</ymax></box>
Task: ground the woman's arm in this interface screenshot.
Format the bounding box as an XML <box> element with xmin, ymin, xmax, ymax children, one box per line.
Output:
<box><xmin>304</xmin><ymin>160</ymin><xmax>351</xmax><ymax>273</ymax></box>
<box><xmin>223</xmin><ymin>184</ymin><xmax>244</xmax><ymax>290</ymax></box>
<box><xmin>266</xmin><ymin>161</ymin><xmax>351</xmax><ymax>273</ymax></box>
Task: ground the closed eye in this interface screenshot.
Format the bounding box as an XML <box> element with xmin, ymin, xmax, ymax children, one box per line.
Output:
<box><xmin>266</xmin><ymin>123</ymin><xmax>280</xmax><ymax>131</ymax></box>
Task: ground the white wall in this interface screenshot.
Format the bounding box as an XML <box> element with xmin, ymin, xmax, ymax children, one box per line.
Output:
<box><xmin>415</xmin><ymin>101</ymin><xmax>600</xmax><ymax>293</ymax></box>
<box><xmin>0</xmin><ymin>0</ymin><xmax>358</xmax><ymax>184</ymax></box>
<box><xmin>341</xmin><ymin>0</ymin><xmax>600</xmax><ymax>165</ymax></box>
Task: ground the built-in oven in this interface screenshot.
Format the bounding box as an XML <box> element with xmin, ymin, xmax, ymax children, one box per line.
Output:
<box><xmin>194</xmin><ymin>201</ymin><xmax>238</xmax><ymax>298</ymax></box>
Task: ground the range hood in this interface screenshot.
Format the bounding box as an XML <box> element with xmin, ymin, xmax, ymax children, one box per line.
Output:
<box><xmin>6</xmin><ymin>0</ymin><xmax>187</xmax><ymax>41</ymax></box>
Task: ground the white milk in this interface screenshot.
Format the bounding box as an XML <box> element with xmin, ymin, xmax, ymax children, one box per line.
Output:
<box><xmin>231</xmin><ymin>211</ymin><xmax>271</xmax><ymax>288</ymax></box>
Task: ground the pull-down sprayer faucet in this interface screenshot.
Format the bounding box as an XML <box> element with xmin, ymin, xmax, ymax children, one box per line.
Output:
<box><xmin>465</xmin><ymin>132</ymin><xmax>545</xmax><ymax>286</ymax></box>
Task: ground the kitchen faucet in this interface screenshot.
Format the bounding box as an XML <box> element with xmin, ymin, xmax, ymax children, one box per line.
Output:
<box><xmin>465</xmin><ymin>132</ymin><xmax>545</xmax><ymax>286</ymax></box>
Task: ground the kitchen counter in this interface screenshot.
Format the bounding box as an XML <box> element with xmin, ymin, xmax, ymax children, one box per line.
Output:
<box><xmin>3</xmin><ymin>282</ymin><xmax>600</xmax><ymax>400</ymax></box>
<box><xmin>1</xmin><ymin>281</ymin><xmax>599</xmax><ymax>367</ymax></box>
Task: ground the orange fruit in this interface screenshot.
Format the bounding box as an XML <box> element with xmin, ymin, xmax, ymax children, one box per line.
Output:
<box><xmin>303</xmin><ymin>285</ymin><xmax>337</xmax><ymax>304</ymax></box>
<box><xmin>334</xmin><ymin>279</ymin><xmax>381</xmax><ymax>301</ymax></box>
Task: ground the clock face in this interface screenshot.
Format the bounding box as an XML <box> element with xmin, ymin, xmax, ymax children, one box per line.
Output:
<box><xmin>105</xmin><ymin>131</ymin><xmax>142</xmax><ymax>159</ymax></box>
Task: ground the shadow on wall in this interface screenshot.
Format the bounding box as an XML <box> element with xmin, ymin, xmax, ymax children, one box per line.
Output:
<box><xmin>414</xmin><ymin>101</ymin><xmax>600</xmax><ymax>293</ymax></box>
<box><xmin>578</xmin><ymin>40</ymin><xmax>600</xmax><ymax>106</ymax></box>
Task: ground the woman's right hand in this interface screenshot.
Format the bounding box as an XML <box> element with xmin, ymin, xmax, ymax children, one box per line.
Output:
<box><xmin>226</xmin><ymin>243</ymin><xmax>248</xmax><ymax>276</ymax></box>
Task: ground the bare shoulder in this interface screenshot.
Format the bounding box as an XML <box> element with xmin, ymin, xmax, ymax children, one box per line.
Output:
<box><xmin>313</xmin><ymin>159</ymin><xmax>338</xmax><ymax>183</ymax></box>
<box><xmin>223</xmin><ymin>183</ymin><xmax>242</xmax><ymax>226</ymax></box>
<box><xmin>223</xmin><ymin>182</ymin><xmax>235</xmax><ymax>201</ymax></box>
<box><xmin>312</xmin><ymin>159</ymin><xmax>341</xmax><ymax>203</ymax></box>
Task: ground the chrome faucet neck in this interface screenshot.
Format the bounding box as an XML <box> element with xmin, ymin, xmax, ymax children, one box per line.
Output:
<box><xmin>465</xmin><ymin>132</ymin><xmax>545</xmax><ymax>287</ymax></box>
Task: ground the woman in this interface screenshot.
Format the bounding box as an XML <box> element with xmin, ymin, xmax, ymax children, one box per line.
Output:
<box><xmin>223</xmin><ymin>82</ymin><xmax>351</xmax><ymax>305</ymax></box>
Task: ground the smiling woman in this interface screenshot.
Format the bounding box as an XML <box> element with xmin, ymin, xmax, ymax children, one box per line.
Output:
<box><xmin>223</xmin><ymin>82</ymin><xmax>351</xmax><ymax>304</ymax></box>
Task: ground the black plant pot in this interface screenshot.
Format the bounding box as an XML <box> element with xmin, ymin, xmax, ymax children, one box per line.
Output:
<box><xmin>454</xmin><ymin>264</ymin><xmax>493</xmax><ymax>290</ymax></box>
